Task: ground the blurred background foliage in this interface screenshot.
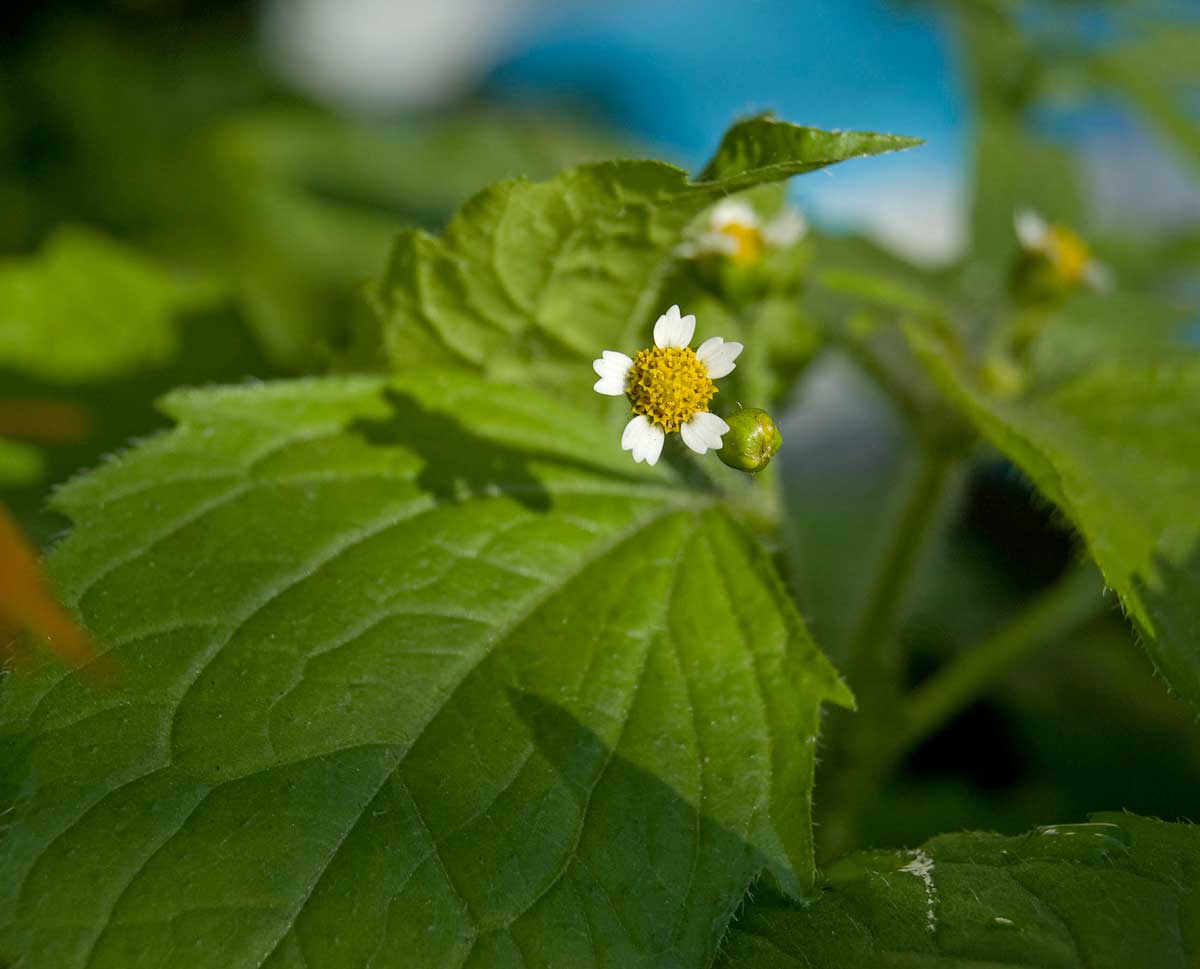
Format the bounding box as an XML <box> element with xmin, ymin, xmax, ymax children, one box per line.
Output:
<box><xmin>1</xmin><ymin>0</ymin><xmax>1198</xmax><ymax>857</ymax></box>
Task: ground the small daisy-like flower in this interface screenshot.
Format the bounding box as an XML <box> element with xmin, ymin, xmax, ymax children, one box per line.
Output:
<box><xmin>685</xmin><ymin>198</ymin><xmax>807</xmax><ymax>266</ymax></box>
<box><xmin>1014</xmin><ymin>209</ymin><xmax>1111</xmax><ymax>291</ymax></box>
<box><xmin>592</xmin><ymin>305</ymin><xmax>742</xmax><ymax>466</ymax></box>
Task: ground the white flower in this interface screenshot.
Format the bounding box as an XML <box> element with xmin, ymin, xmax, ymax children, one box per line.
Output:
<box><xmin>592</xmin><ymin>304</ymin><xmax>743</xmax><ymax>465</ymax></box>
<box><xmin>711</xmin><ymin>198</ymin><xmax>761</xmax><ymax>233</ymax></box>
<box><xmin>685</xmin><ymin>198</ymin><xmax>807</xmax><ymax>265</ymax></box>
<box><xmin>763</xmin><ymin>207</ymin><xmax>807</xmax><ymax>248</ymax></box>
<box><xmin>1014</xmin><ymin>208</ymin><xmax>1052</xmax><ymax>253</ymax></box>
<box><xmin>1014</xmin><ymin>208</ymin><xmax>1111</xmax><ymax>291</ymax></box>
<box><xmin>1080</xmin><ymin>260</ymin><xmax>1113</xmax><ymax>292</ymax></box>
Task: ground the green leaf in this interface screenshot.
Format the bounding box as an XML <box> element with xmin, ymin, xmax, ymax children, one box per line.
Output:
<box><xmin>369</xmin><ymin>117</ymin><xmax>919</xmax><ymax>404</ymax></box>
<box><xmin>0</xmin><ymin>228</ymin><xmax>217</xmax><ymax>385</ymax></box>
<box><xmin>907</xmin><ymin>325</ymin><xmax>1200</xmax><ymax>711</ymax></box>
<box><xmin>0</xmin><ymin>374</ymin><xmax>849</xmax><ymax>968</ymax></box>
<box><xmin>0</xmin><ymin>228</ymin><xmax>268</xmax><ymax>547</ymax></box>
<box><xmin>198</xmin><ymin>107</ymin><xmax>638</xmax><ymax>371</ymax></box>
<box><xmin>1027</xmin><ymin>290</ymin><xmax>1194</xmax><ymax>384</ymax></box>
<box><xmin>717</xmin><ymin>813</ymin><xmax>1200</xmax><ymax>968</ymax></box>
<box><xmin>696</xmin><ymin>117</ymin><xmax>922</xmax><ymax>184</ymax></box>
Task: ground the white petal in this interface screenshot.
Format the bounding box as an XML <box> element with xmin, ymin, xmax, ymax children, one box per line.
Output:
<box><xmin>680</xmin><ymin>412</ymin><xmax>729</xmax><ymax>455</ymax></box>
<box><xmin>1015</xmin><ymin>209</ymin><xmax>1049</xmax><ymax>252</ymax></box>
<box><xmin>621</xmin><ymin>416</ymin><xmax>665</xmax><ymax>465</ymax></box>
<box><xmin>592</xmin><ymin>351</ymin><xmax>632</xmax><ymax>395</ymax></box>
<box><xmin>653</xmin><ymin>304</ymin><xmax>696</xmax><ymax>348</ymax></box>
<box><xmin>711</xmin><ymin>198</ymin><xmax>759</xmax><ymax>230</ymax></box>
<box><xmin>692</xmin><ymin>411</ymin><xmax>730</xmax><ymax>447</ymax></box>
<box><xmin>640</xmin><ymin>425</ymin><xmax>665</xmax><ymax>465</ymax></box>
<box><xmin>652</xmin><ymin>305</ymin><xmax>678</xmax><ymax>348</ymax></box>
<box><xmin>695</xmin><ymin>336</ymin><xmax>744</xmax><ymax>379</ymax></box>
<box><xmin>621</xmin><ymin>415</ymin><xmax>645</xmax><ymax>450</ymax></box>
<box><xmin>679</xmin><ymin>419</ymin><xmax>707</xmax><ymax>455</ymax></box>
<box><xmin>593</xmin><ymin>375</ymin><xmax>626</xmax><ymax>395</ymax></box>
<box><xmin>592</xmin><ymin>350</ymin><xmax>632</xmax><ymax>378</ymax></box>
<box><xmin>676</xmin><ymin>313</ymin><xmax>696</xmax><ymax>347</ymax></box>
<box><xmin>1084</xmin><ymin>260</ymin><xmax>1113</xmax><ymax>293</ymax></box>
<box><xmin>693</xmin><ymin>231</ymin><xmax>739</xmax><ymax>256</ymax></box>
<box><xmin>764</xmin><ymin>208</ymin><xmax>806</xmax><ymax>247</ymax></box>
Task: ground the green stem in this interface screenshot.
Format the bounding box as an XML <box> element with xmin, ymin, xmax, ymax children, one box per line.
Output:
<box><xmin>894</xmin><ymin>563</ymin><xmax>1105</xmax><ymax>757</ymax></box>
<box><xmin>845</xmin><ymin>448</ymin><xmax>954</xmax><ymax>689</ymax></box>
<box><xmin>816</xmin><ymin>447</ymin><xmax>955</xmax><ymax>863</ymax></box>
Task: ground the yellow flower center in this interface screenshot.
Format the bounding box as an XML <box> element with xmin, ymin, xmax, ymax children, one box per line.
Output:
<box><xmin>626</xmin><ymin>346</ymin><xmax>716</xmax><ymax>433</ymax></box>
<box><xmin>1048</xmin><ymin>225</ymin><xmax>1090</xmax><ymax>284</ymax></box>
<box><xmin>719</xmin><ymin>222</ymin><xmax>765</xmax><ymax>266</ymax></box>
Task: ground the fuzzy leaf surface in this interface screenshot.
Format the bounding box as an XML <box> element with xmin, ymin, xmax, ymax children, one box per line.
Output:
<box><xmin>0</xmin><ymin>374</ymin><xmax>849</xmax><ymax>969</ymax></box>
<box><xmin>718</xmin><ymin>813</ymin><xmax>1200</xmax><ymax>968</ymax></box>
<box><xmin>370</xmin><ymin>117</ymin><xmax>919</xmax><ymax>403</ymax></box>
<box><xmin>908</xmin><ymin>326</ymin><xmax>1200</xmax><ymax>712</ymax></box>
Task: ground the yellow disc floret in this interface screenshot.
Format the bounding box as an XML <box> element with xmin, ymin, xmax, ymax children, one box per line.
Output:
<box><xmin>720</xmin><ymin>222</ymin><xmax>766</xmax><ymax>266</ymax></box>
<box><xmin>1047</xmin><ymin>225</ymin><xmax>1091</xmax><ymax>285</ymax></box>
<box><xmin>626</xmin><ymin>346</ymin><xmax>716</xmax><ymax>433</ymax></box>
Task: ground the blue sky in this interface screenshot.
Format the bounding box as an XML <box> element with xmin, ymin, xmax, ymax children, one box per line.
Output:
<box><xmin>491</xmin><ymin>0</ymin><xmax>967</xmax><ymax>169</ymax></box>
<box><xmin>263</xmin><ymin>0</ymin><xmax>1199</xmax><ymax>262</ymax></box>
<box><xmin>487</xmin><ymin>0</ymin><xmax>970</xmax><ymax>260</ymax></box>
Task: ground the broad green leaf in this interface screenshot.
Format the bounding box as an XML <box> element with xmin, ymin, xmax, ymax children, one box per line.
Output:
<box><xmin>0</xmin><ymin>228</ymin><xmax>267</xmax><ymax>547</ymax></box>
<box><xmin>696</xmin><ymin>119</ymin><xmax>922</xmax><ymax>184</ymax></box>
<box><xmin>717</xmin><ymin>812</ymin><xmax>1200</xmax><ymax>968</ymax></box>
<box><xmin>1027</xmin><ymin>290</ymin><xmax>1195</xmax><ymax>384</ymax></box>
<box><xmin>0</xmin><ymin>228</ymin><xmax>217</xmax><ymax>385</ymax></box>
<box><xmin>368</xmin><ymin>117</ymin><xmax>920</xmax><ymax>404</ymax></box>
<box><xmin>907</xmin><ymin>325</ymin><xmax>1200</xmax><ymax>711</ymax></box>
<box><xmin>0</xmin><ymin>374</ymin><xmax>850</xmax><ymax>969</ymax></box>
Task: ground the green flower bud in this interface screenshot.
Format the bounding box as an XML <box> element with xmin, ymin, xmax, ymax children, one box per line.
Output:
<box><xmin>718</xmin><ymin>407</ymin><xmax>783</xmax><ymax>473</ymax></box>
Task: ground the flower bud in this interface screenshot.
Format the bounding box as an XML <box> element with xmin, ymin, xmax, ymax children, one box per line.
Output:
<box><xmin>718</xmin><ymin>407</ymin><xmax>783</xmax><ymax>473</ymax></box>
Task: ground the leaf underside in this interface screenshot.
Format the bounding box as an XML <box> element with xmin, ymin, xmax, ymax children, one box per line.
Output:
<box><xmin>908</xmin><ymin>326</ymin><xmax>1200</xmax><ymax>713</ymax></box>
